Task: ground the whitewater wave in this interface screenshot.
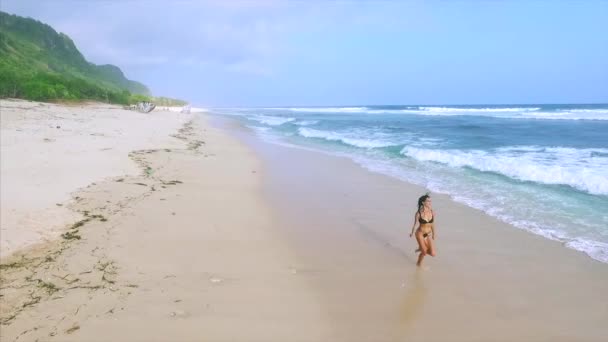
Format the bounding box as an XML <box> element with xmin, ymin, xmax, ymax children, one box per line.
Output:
<box><xmin>247</xmin><ymin>125</ymin><xmax>271</xmax><ymax>133</ymax></box>
<box><xmin>273</xmin><ymin>107</ymin><xmax>368</xmax><ymax>113</ymax></box>
<box><xmin>565</xmin><ymin>238</ymin><xmax>608</xmax><ymax>264</ymax></box>
<box><xmin>419</xmin><ymin>106</ymin><xmax>541</xmax><ymax>112</ymax></box>
<box><xmin>298</xmin><ymin>127</ymin><xmax>401</xmax><ymax>149</ymax></box>
<box><xmin>453</xmin><ymin>194</ymin><xmax>608</xmax><ymax>263</ymax></box>
<box><xmin>293</xmin><ymin>120</ymin><xmax>319</xmax><ymax>126</ymax></box>
<box><xmin>558</xmin><ymin>109</ymin><xmax>608</xmax><ymax>114</ymax></box>
<box><xmin>520</xmin><ymin>110</ymin><xmax>608</xmax><ymax>120</ymax></box>
<box><xmin>403</xmin><ymin>108</ymin><xmax>608</xmax><ymax>120</ymax></box>
<box><xmin>261</xmin><ymin>106</ymin><xmax>608</xmax><ymax>120</ymax></box>
<box><xmin>248</xmin><ymin>115</ymin><xmax>295</xmax><ymax>126</ymax></box>
<box><xmin>400</xmin><ymin>146</ymin><xmax>608</xmax><ymax>195</ymax></box>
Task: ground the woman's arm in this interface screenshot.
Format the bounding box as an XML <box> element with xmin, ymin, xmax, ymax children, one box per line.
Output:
<box><xmin>410</xmin><ymin>212</ymin><xmax>419</xmax><ymax>237</ymax></box>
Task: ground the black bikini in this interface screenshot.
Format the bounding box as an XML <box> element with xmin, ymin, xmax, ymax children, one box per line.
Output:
<box><xmin>419</xmin><ymin>215</ymin><xmax>434</xmax><ymax>224</ymax></box>
<box><xmin>418</xmin><ymin>212</ymin><xmax>433</xmax><ymax>238</ymax></box>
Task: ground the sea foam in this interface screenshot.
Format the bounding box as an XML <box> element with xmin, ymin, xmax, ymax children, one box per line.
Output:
<box><xmin>298</xmin><ymin>127</ymin><xmax>400</xmax><ymax>149</ymax></box>
<box><xmin>400</xmin><ymin>146</ymin><xmax>608</xmax><ymax>196</ymax></box>
<box><xmin>248</xmin><ymin>115</ymin><xmax>295</xmax><ymax>126</ymax></box>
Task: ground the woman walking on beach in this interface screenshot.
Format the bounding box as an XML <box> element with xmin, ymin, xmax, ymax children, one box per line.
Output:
<box><xmin>410</xmin><ymin>193</ymin><xmax>436</xmax><ymax>266</ymax></box>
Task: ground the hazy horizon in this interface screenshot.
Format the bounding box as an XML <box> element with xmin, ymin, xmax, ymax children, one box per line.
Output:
<box><xmin>4</xmin><ymin>0</ymin><xmax>607</xmax><ymax>106</ymax></box>
<box><xmin>207</xmin><ymin>102</ymin><xmax>608</xmax><ymax>109</ymax></box>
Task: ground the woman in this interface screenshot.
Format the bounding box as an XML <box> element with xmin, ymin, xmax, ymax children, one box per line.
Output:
<box><xmin>409</xmin><ymin>193</ymin><xmax>436</xmax><ymax>267</ymax></box>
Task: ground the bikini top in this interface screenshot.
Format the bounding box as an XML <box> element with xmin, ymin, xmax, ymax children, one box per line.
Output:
<box><xmin>418</xmin><ymin>212</ymin><xmax>434</xmax><ymax>224</ymax></box>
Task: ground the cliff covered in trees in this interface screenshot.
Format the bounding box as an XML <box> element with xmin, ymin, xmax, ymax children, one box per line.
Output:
<box><xmin>0</xmin><ymin>11</ymin><xmax>185</xmax><ymax>106</ymax></box>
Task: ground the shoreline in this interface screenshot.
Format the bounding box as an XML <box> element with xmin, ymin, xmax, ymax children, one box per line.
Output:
<box><xmin>213</xmin><ymin>114</ymin><xmax>608</xmax><ymax>341</ymax></box>
<box><xmin>222</xmin><ymin>115</ymin><xmax>608</xmax><ymax>265</ymax></box>
<box><xmin>1</xmin><ymin>102</ymin><xmax>607</xmax><ymax>341</ymax></box>
<box><xmin>231</xmin><ymin>105</ymin><xmax>608</xmax><ymax>265</ymax></box>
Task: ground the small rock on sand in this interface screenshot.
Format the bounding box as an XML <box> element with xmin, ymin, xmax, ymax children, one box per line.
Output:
<box><xmin>209</xmin><ymin>277</ymin><xmax>223</xmax><ymax>284</ymax></box>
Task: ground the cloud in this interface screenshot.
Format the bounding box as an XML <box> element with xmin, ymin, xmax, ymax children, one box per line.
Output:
<box><xmin>3</xmin><ymin>0</ymin><xmax>292</xmax><ymax>74</ymax></box>
<box><xmin>1</xmin><ymin>0</ymin><xmax>455</xmax><ymax>105</ymax></box>
<box><xmin>3</xmin><ymin>0</ymin><xmax>428</xmax><ymax>71</ymax></box>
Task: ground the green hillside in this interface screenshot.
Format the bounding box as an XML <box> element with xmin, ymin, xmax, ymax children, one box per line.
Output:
<box><xmin>0</xmin><ymin>11</ymin><xmax>177</xmax><ymax>105</ymax></box>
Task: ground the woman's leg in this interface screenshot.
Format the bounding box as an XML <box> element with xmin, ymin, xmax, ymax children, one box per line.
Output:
<box><xmin>425</xmin><ymin>236</ymin><xmax>436</xmax><ymax>257</ymax></box>
<box><xmin>415</xmin><ymin>231</ymin><xmax>427</xmax><ymax>266</ymax></box>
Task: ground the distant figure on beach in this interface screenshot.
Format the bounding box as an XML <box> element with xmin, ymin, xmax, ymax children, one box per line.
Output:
<box><xmin>409</xmin><ymin>193</ymin><xmax>436</xmax><ymax>266</ymax></box>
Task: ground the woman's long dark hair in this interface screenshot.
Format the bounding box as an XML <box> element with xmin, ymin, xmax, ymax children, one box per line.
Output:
<box><xmin>417</xmin><ymin>193</ymin><xmax>431</xmax><ymax>215</ymax></box>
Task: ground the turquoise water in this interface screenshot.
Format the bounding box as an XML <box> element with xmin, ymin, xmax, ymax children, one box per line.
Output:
<box><xmin>213</xmin><ymin>105</ymin><xmax>608</xmax><ymax>263</ymax></box>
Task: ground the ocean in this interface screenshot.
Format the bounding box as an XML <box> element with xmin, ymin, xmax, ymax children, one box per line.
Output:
<box><xmin>212</xmin><ymin>104</ymin><xmax>608</xmax><ymax>263</ymax></box>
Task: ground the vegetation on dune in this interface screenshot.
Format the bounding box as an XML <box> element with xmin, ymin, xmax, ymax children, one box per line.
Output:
<box><xmin>0</xmin><ymin>11</ymin><xmax>186</xmax><ymax>106</ymax></box>
<box><xmin>153</xmin><ymin>96</ymin><xmax>188</xmax><ymax>107</ymax></box>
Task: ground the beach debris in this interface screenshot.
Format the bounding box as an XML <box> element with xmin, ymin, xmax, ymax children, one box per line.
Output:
<box><xmin>35</xmin><ymin>280</ymin><xmax>60</xmax><ymax>294</ymax></box>
<box><xmin>65</xmin><ymin>324</ymin><xmax>80</xmax><ymax>334</ymax></box>
<box><xmin>61</xmin><ymin>231</ymin><xmax>81</xmax><ymax>240</ymax></box>
<box><xmin>188</xmin><ymin>139</ymin><xmax>205</xmax><ymax>150</ymax></box>
<box><xmin>71</xmin><ymin>219</ymin><xmax>89</xmax><ymax>229</ymax></box>
<box><xmin>169</xmin><ymin>310</ymin><xmax>188</xmax><ymax>318</ymax></box>
<box><xmin>0</xmin><ymin>261</ymin><xmax>26</xmax><ymax>271</ymax></box>
<box><xmin>162</xmin><ymin>180</ymin><xmax>183</xmax><ymax>185</ymax></box>
<box><xmin>74</xmin><ymin>304</ymin><xmax>84</xmax><ymax>315</ymax></box>
<box><xmin>125</xmin><ymin>101</ymin><xmax>156</xmax><ymax>113</ymax></box>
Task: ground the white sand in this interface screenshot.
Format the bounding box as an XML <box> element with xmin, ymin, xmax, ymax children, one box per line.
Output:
<box><xmin>0</xmin><ymin>99</ymin><xmax>191</xmax><ymax>258</ymax></box>
<box><xmin>1</xmin><ymin>106</ymin><xmax>327</xmax><ymax>341</ymax></box>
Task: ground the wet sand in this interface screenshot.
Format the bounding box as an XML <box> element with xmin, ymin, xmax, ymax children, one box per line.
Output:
<box><xmin>221</xmin><ymin>115</ymin><xmax>608</xmax><ymax>342</ymax></box>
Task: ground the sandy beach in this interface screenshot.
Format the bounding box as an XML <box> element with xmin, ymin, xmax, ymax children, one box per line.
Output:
<box><xmin>0</xmin><ymin>100</ymin><xmax>190</xmax><ymax>258</ymax></box>
<box><xmin>0</xmin><ymin>101</ymin><xmax>328</xmax><ymax>341</ymax></box>
<box><xmin>1</xmin><ymin>101</ymin><xmax>607</xmax><ymax>341</ymax></box>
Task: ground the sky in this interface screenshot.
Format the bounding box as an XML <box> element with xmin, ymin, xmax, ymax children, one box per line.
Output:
<box><xmin>3</xmin><ymin>0</ymin><xmax>607</xmax><ymax>106</ymax></box>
